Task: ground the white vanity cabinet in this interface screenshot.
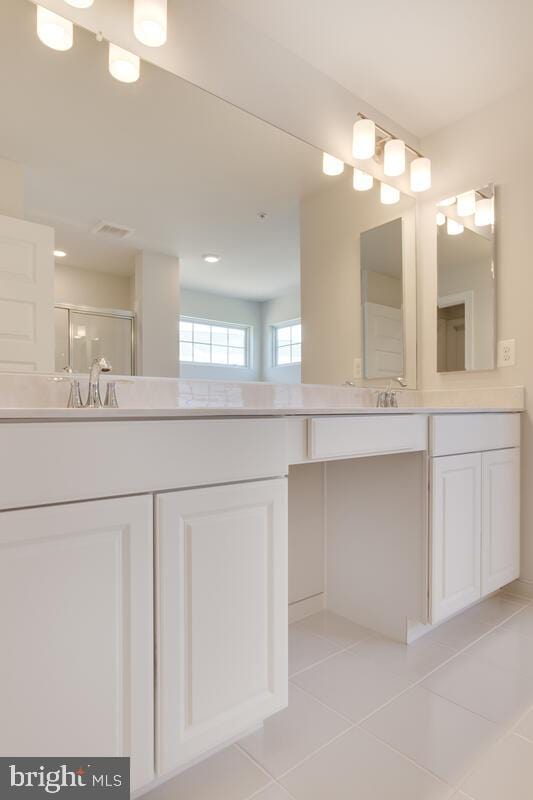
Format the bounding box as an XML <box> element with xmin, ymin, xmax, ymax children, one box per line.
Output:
<box><xmin>430</xmin><ymin>414</ymin><xmax>521</xmax><ymax>624</ymax></box>
<box><xmin>0</xmin><ymin>495</ymin><xmax>155</xmax><ymax>791</ymax></box>
<box><xmin>155</xmin><ymin>478</ymin><xmax>288</xmax><ymax>775</ymax></box>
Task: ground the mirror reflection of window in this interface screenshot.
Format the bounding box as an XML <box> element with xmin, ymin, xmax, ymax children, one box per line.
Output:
<box><xmin>436</xmin><ymin>185</ymin><xmax>495</xmax><ymax>373</ymax></box>
<box><xmin>274</xmin><ymin>321</ymin><xmax>301</xmax><ymax>367</ymax></box>
<box><xmin>360</xmin><ymin>218</ymin><xmax>404</xmax><ymax>379</ymax></box>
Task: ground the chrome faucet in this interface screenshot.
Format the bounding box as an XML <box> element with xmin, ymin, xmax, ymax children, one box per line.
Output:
<box><xmin>85</xmin><ymin>357</ymin><xmax>112</xmax><ymax>408</ymax></box>
<box><xmin>344</xmin><ymin>376</ymin><xmax>407</xmax><ymax>408</ymax></box>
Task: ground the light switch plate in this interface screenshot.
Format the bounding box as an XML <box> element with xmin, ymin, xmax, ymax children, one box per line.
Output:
<box><xmin>353</xmin><ymin>358</ymin><xmax>362</xmax><ymax>378</ymax></box>
<box><xmin>497</xmin><ymin>339</ymin><xmax>516</xmax><ymax>367</ymax></box>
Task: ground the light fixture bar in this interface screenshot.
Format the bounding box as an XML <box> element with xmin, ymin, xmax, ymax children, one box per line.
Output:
<box><xmin>356</xmin><ymin>113</ymin><xmax>424</xmax><ymax>159</ymax></box>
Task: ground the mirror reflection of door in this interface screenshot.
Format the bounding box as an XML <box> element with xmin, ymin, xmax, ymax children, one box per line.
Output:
<box><xmin>437</xmin><ymin>303</ymin><xmax>466</xmax><ymax>372</ymax></box>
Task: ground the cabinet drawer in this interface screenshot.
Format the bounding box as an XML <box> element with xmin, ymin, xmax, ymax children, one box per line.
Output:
<box><xmin>308</xmin><ymin>414</ymin><xmax>427</xmax><ymax>460</ymax></box>
<box><xmin>430</xmin><ymin>413</ymin><xmax>520</xmax><ymax>457</ymax></box>
<box><xmin>0</xmin><ymin>418</ymin><xmax>288</xmax><ymax>509</ymax></box>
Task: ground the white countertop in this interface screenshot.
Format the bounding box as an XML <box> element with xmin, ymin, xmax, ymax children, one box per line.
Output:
<box><xmin>0</xmin><ymin>406</ymin><xmax>524</xmax><ymax>421</ymax></box>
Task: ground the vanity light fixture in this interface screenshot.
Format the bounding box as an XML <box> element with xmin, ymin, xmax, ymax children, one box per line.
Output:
<box><xmin>134</xmin><ymin>0</ymin><xmax>168</xmax><ymax>47</ymax></box>
<box><xmin>203</xmin><ymin>254</ymin><xmax>221</xmax><ymax>264</ymax></box>
<box><xmin>53</xmin><ymin>249</ymin><xmax>67</xmax><ymax>258</ymax></box>
<box><xmin>384</xmin><ymin>139</ymin><xmax>406</xmax><ymax>177</ymax></box>
<box><xmin>322</xmin><ymin>153</ymin><xmax>344</xmax><ymax>176</ymax></box>
<box><xmin>380</xmin><ymin>182</ymin><xmax>400</xmax><ymax>205</ymax></box>
<box><xmin>447</xmin><ymin>218</ymin><xmax>464</xmax><ymax>235</ymax></box>
<box><xmin>64</xmin><ymin>0</ymin><xmax>94</xmax><ymax>7</ymax></box>
<box><xmin>475</xmin><ymin>197</ymin><xmax>494</xmax><ymax>227</ymax></box>
<box><xmin>436</xmin><ymin>212</ymin><xmax>446</xmax><ymax>226</ymax></box>
<box><xmin>410</xmin><ymin>157</ymin><xmax>432</xmax><ymax>192</ymax></box>
<box><xmin>109</xmin><ymin>43</ymin><xmax>141</xmax><ymax>83</ymax></box>
<box><xmin>456</xmin><ymin>190</ymin><xmax>476</xmax><ymax>217</ymax></box>
<box><xmin>352</xmin><ymin>118</ymin><xmax>376</xmax><ymax>160</ymax></box>
<box><xmin>353</xmin><ymin>168</ymin><xmax>373</xmax><ymax>191</ymax></box>
<box><xmin>37</xmin><ymin>6</ymin><xmax>73</xmax><ymax>51</ymax></box>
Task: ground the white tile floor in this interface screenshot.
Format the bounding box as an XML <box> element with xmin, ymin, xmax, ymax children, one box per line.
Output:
<box><xmin>145</xmin><ymin>592</ymin><xmax>533</xmax><ymax>800</ymax></box>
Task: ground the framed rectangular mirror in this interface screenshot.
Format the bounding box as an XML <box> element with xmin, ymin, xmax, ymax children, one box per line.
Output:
<box><xmin>436</xmin><ymin>184</ymin><xmax>495</xmax><ymax>372</ymax></box>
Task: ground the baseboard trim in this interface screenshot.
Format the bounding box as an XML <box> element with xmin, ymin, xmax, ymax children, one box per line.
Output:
<box><xmin>288</xmin><ymin>593</ymin><xmax>325</xmax><ymax>623</ymax></box>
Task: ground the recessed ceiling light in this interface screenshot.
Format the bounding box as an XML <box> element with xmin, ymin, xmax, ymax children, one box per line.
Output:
<box><xmin>54</xmin><ymin>249</ymin><xmax>67</xmax><ymax>258</ymax></box>
<box><xmin>202</xmin><ymin>254</ymin><xmax>221</xmax><ymax>264</ymax></box>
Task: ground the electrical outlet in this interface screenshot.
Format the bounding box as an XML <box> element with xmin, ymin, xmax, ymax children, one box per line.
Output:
<box><xmin>497</xmin><ymin>339</ymin><xmax>516</xmax><ymax>367</ymax></box>
<box><xmin>353</xmin><ymin>358</ymin><xmax>362</xmax><ymax>378</ymax></box>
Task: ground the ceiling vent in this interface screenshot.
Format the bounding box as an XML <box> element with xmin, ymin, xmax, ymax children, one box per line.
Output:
<box><xmin>90</xmin><ymin>220</ymin><xmax>135</xmax><ymax>239</ymax></box>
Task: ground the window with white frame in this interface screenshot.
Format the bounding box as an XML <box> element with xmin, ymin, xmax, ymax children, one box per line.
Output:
<box><xmin>179</xmin><ymin>317</ymin><xmax>250</xmax><ymax>367</ymax></box>
<box><xmin>273</xmin><ymin>321</ymin><xmax>301</xmax><ymax>366</ymax></box>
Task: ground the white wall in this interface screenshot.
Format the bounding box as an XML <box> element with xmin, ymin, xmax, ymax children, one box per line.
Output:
<box><xmin>261</xmin><ymin>286</ymin><xmax>301</xmax><ymax>384</ymax></box>
<box><xmin>180</xmin><ymin>288</ymin><xmax>262</xmax><ymax>381</ymax></box>
<box><xmin>55</xmin><ymin>265</ymin><xmax>132</xmax><ymax>311</ymax></box>
<box><xmin>0</xmin><ymin>159</ymin><xmax>23</xmax><ymax>218</ymax></box>
<box><xmin>419</xmin><ymin>84</ymin><xmax>533</xmax><ymax>587</ymax></box>
<box><xmin>134</xmin><ymin>251</ymin><xmax>180</xmax><ymax>378</ymax></box>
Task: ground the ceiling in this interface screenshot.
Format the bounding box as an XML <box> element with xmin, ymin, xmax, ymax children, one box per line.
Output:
<box><xmin>0</xmin><ymin>0</ymin><xmax>334</xmax><ymax>301</ymax></box>
<box><xmin>219</xmin><ymin>0</ymin><xmax>533</xmax><ymax>138</ymax></box>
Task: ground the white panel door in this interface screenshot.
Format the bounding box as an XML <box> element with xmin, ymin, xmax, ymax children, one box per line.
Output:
<box><xmin>431</xmin><ymin>453</ymin><xmax>482</xmax><ymax>623</ymax></box>
<box><xmin>156</xmin><ymin>479</ymin><xmax>288</xmax><ymax>775</ymax></box>
<box><xmin>482</xmin><ymin>448</ymin><xmax>521</xmax><ymax>594</ymax></box>
<box><xmin>0</xmin><ymin>496</ymin><xmax>154</xmax><ymax>791</ymax></box>
<box><xmin>0</xmin><ymin>214</ymin><xmax>54</xmax><ymax>372</ymax></box>
<box><xmin>363</xmin><ymin>302</ymin><xmax>404</xmax><ymax>379</ymax></box>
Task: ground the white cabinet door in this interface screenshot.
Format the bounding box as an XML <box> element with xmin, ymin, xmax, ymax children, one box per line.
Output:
<box><xmin>482</xmin><ymin>448</ymin><xmax>521</xmax><ymax>594</ymax></box>
<box><xmin>431</xmin><ymin>453</ymin><xmax>482</xmax><ymax>623</ymax></box>
<box><xmin>0</xmin><ymin>496</ymin><xmax>154</xmax><ymax>791</ymax></box>
<box><xmin>0</xmin><ymin>214</ymin><xmax>54</xmax><ymax>372</ymax></box>
<box><xmin>156</xmin><ymin>478</ymin><xmax>288</xmax><ymax>775</ymax></box>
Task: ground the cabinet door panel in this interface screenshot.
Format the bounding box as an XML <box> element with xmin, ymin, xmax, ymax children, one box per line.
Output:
<box><xmin>0</xmin><ymin>496</ymin><xmax>154</xmax><ymax>791</ymax></box>
<box><xmin>156</xmin><ymin>479</ymin><xmax>288</xmax><ymax>775</ymax></box>
<box><xmin>431</xmin><ymin>453</ymin><xmax>482</xmax><ymax>623</ymax></box>
<box><xmin>482</xmin><ymin>448</ymin><xmax>520</xmax><ymax>594</ymax></box>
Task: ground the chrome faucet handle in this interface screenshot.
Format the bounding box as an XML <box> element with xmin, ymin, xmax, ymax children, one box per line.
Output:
<box><xmin>104</xmin><ymin>381</ymin><xmax>118</xmax><ymax>408</ymax></box>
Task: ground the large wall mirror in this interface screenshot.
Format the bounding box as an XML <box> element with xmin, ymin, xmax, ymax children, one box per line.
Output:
<box><xmin>0</xmin><ymin>0</ymin><xmax>417</xmax><ymax>387</ymax></box>
<box><xmin>436</xmin><ymin>184</ymin><xmax>495</xmax><ymax>372</ymax></box>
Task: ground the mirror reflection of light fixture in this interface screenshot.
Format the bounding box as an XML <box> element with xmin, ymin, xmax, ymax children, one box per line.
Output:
<box><xmin>380</xmin><ymin>182</ymin><xmax>400</xmax><ymax>205</ymax></box>
<box><xmin>74</xmin><ymin>326</ymin><xmax>87</xmax><ymax>339</ymax></box>
<box><xmin>410</xmin><ymin>157</ymin><xmax>432</xmax><ymax>192</ymax></box>
<box><xmin>436</xmin><ymin>212</ymin><xmax>446</xmax><ymax>226</ymax></box>
<box><xmin>353</xmin><ymin>168</ymin><xmax>373</xmax><ymax>191</ymax></box>
<box><xmin>437</xmin><ymin>196</ymin><xmax>456</xmax><ymax>207</ymax></box>
<box><xmin>475</xmin><ymin>197</ymin><xmax>494</xmax><ymax>227</ymax></box>
<box><xmin>447</xmin><ymin>218</ymin><xmax>464</xmax><ymax>235</ymax></box>
<box><xmin>109</xmin><ymin>43</ymin><xmax>141</xmax><ymax>83</ymax></box>
<box><xmin>64</xmin><ymin>0</ymin><xmax>94</xmax><ymax>7</ymax></box>
<box><xmin>134</xmin><ymin>0</ymin><xmax>168</xmax><ymax>47</ymax></box>
<box><xmin>322</xmin><ymin>153</ymin><xmax>344</xmax><ymax>176</ymax></box>
<box><xmin>37</xmin><ymin>6</ymin><xmax>73</xmax><ymax>51</ymax></box>
<box><xmin>384</xmin><ymin>139</ymin><xmax>406</xmax><ymax>177</ymax></box>
<box><xmin>456</xmin><ymin>190</ymin><xmax>476</xmax><ymax>217</ymax></box>
<box><xmin>352</xmin><ymin>118</ymin><xmax>376</xmax><ymax>160</ymax></box>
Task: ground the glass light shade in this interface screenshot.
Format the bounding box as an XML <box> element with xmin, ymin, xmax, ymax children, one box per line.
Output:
<box><xmin>37</xmin><ymin>6</ymin><xmax>73</xmax><ymax>51</ymax></box>
<box><xmin>436</xmin><ymin>212</ymin><xmax>446</xmax><ymax>226</ymax></box>
<box><xmin>109</xmin><ymin>43</ymin><xmax>140</xmax><ymax>83</ymax></box>
<box><xmin>383</xmin><ymin>139</ymin><xmax>406</xmax><ymax>177</ymax></box>
<box><xmin>353</xmin><ymin>168</ymin><xmax>373</xmax><ymax>191</ymax></box>
<box><xmin>456</xmin><ymin>190</ymin><xmax>476</xmax><ymax>217</ymax></box>
<box><xmin>410</xmin><ymin>157</ymin><xmax>432</xmax><ymax>192</ymax></box>
<box><xmin>380</xmin><ymin>182</ymin><xmax>400</xmax><ymax>205</ymax></box>
<box><xmin>447</xmin><ymin>218</ymin><xmax>464</xmax><ymax>235</ymax></box>
<box><xmin>475</xmin><ymin>197</ymin><xmax>494</xmax><ymax>227</ymax></box>
<box><xmin>64</xmin><ymin>0</ymin><xmax>94</xmax><ymax>7</ymax></box>
<box><xmin>352</xmin><ymin>119</ymin><xmax>376</xmax><ymax>160</ymax></box>
<box><xmin>322</xmin><ymin>152</ymin><xmax>344</xmax><ymax>176</ymax></box>
<box><xmin>134</xmin><ymin>0</ymin><xmax>167</xmax><ymax>47</ymax></box>
<box><xmin>437</xmin><ymin>196</ymin><xmax>456</xmax><ymax>207</ymax></box>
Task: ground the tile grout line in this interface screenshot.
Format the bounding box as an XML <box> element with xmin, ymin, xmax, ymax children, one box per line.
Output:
<box><xmin>275</xmin><ymin>602</ymin><xmax>533</xmax><ymax>791</ymax></box>
<box><xmin>289</xmin><ymin>633</ymin><xmax>376</xmax><ymax>680</ymax></box>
